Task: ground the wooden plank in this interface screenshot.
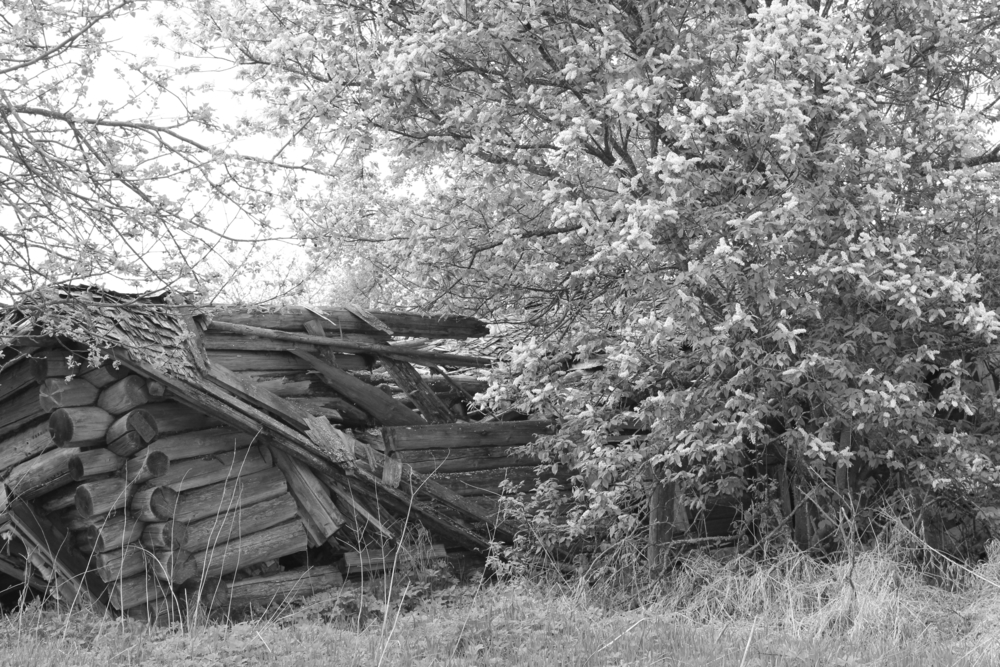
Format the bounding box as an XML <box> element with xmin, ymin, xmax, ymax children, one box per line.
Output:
<box><xmin>172</xmin><ymin>466</ymin><xmax>287</xmax><ymax>524</ymax></box>
<box><xmin>204</xmin><ymin>334</ymin><xmax>384</xmax><ymax>351</ymax></box>
<box><xmin>207</xmin><ymin>350</ymin><xmax>370</xmax><ymax>373</ymax></box>
<box><xmin>215</xmin><ymin>565</ymin><xmax>343</xmax><ymax>610</ymax></box>
<box><xmin>291</xmin><ymin>350</ymin><xmax>425</xmax><ymax>426</ymax></box>
<box><xmin>378</xmin><ymin>357</ymin><xmax>457</xmax><ymax>423</ymax></box>
<box><xmin>153</xmin><ymin>446</ymin><xmax>272</xmax><ymax>493</ymax></box>
<box><xmin>270</xmin><ymin>447</ymin><xmax>345</xmax><ymax>547</ymax></box>
<box><xmin>205</xmin><ymin>362</ymin><xmax>313</xmax><ymax>430</ymax></box>
<box><xmin>147</xmin><ymin>428</ymin><xmax>256</xmax><ymax>461</ymax></box>
<box><xmin>342</xmin><ymin>544</ymin><xmax>447</xmax><ymax>576</ymax></box>
<box><xmin>210</xmin><ymin>321</ymin><xmax>492</xmax><ymax>368</ymax></box>
<box><xmin>185</xmin><ymin>493</ymin><xmax>298</xmax><ymax>552</ymax></box>
<box><xmin>409</xmin><ymin>456</ymin><xmax>537</xmax><ymax>474</ymax></box>
<box><xmin>209</xmin><ymin>306</ymin><xmax>488</xmax><ymax>339</ymax></box>
<box><xmin>191</xmin><ymin>519</ymin><xmax>308</xmax><ymax>580</ymax></box>
<box><xmin>0</xmin><ymin>423</ymin><xmax>55</xmax><ymax>474</ymax></box>
<box><xmin>141</xmin><ymin>401</ymin><xmax>221</xmax><ymax>435</ymax></box>
<box><xmin>395</xmin><ymin>445</ymin><xmax>537</xmax><ymax>464</ymax></box>
<box><xmin>0</xmin><ymin>355</ymin><xmax>46</xmax><ymax>403</ymax></box>
<box><xmin>382</xmin><ymin>421</ymin><xmax>553</xmax><ymax>452</ymax></box>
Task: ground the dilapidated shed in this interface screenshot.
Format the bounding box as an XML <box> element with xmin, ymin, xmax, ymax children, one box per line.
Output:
<box><xmin>0</xmin><ymin>288</ymin><xmax>548</xmax><ymax>619</ymax></box>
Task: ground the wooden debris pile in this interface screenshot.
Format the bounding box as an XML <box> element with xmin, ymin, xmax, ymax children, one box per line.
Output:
<box><xmin>0</xmin><ymin>289</ymin><xmax>550</xmax><ymax>619</ymax></box>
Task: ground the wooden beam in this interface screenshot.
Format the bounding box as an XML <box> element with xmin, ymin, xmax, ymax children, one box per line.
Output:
<box><xmin>207</xmin><ymin>350</ymin><xmax>371</xmax><ymax>373</ymax></box>
<box><xmin>382</xmin><ymin>421</ymin><xmax>553</xmax><ymax>451</ymax></box>
<box><xmin>291</xmin><ymin>350</ymin><xmax>425</xmax><ymax>426</ymax></box>
<box><xmin>378</xmin><ymin>357</ymin><xmax>457</xmax><ymax>423</ymax></box>
<box><xmin>209</xmin><ymin>306</ymin><xmax>488</xmax><ymax>339</ymax></box>
<box><xmin>209</xmin><ymin>321</ymin><xmax>493</xmax><ymax>368</ymax></box>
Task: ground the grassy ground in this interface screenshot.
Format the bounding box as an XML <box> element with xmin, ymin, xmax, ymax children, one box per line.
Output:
<box><xmin>3</xmin><ymin>545</ymin><xmax>1000</xmax><ymax>666</ymax></box>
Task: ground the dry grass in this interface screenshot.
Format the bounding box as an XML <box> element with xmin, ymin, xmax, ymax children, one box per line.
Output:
<box><xmin>3</xmin><ymin>540</ymin><xmax>1000</xmax><ymax>666</ymax></box>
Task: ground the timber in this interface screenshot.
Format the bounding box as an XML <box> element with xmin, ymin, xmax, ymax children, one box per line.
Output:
<box><xmin>342</xmin><ymin>544</ymin><xmax>448</xmax><ymax>576</ymax></box>
<box><xmin>378</xmin><ymin>357</ymin><xmax>458</xmax><ymax>423</ymax></box>
<box><xmin>172</xmin><ymin>466</ymin><xmax>287</xmax><ymax>524</ymax></box>
<box><xmin>149</xmin><ymin>549</ymin><xmax>197</xmax><ymax>584</ymax></box>
<box><xmin>292</xmin><ymin>350</ymin><xmax>426</xmax><ymax>425</ymax></box>
<box><xmin>94</xmin><ymin>545</ymin><xmax>146</xmax><ymax>582</ymax></box>
<box><xmin>0</xmin><ymin>355</ymin><xmax>46</xmax><ymax>403</ymax></box>
<box><xmin>76</xmin><ymin>478</ymin><xmax>132</xmax><ymax>516</ymax></box>
<box><xmin>38</xmin><ymin>379</ymin><xmax>99</xmax><ymax>413</ymax></box>
<box><xmin>207</xmin><ymin>350</ymin><xmax>370</xmax><ymax>373</ymax></box>
<box><xmin>109</xmin><ymin>575</ymin><xmax>165</xmax><ymax>611</ymax></box>
<box><xmin>39</xmin><ymin>483</ymin><xmax>84</xmax><ymax>513</ymax></box>
<box><xmin>8</xmin><ymin>447</ymin><xmax>81</xmax><ymax>499</ymax></box>
<box><xmin>97</xmin><ymin>376</ymin><xmax>150</xmax><ymax>415</ymax></box>
<box><xmin>153</xmin><ymin>446</ymin><xmax>271</xmax><ymax>493</ymax></box>
<box><xmin>123</xmin><ymin>449</ymin><xmax>170</xmax><ymax>485</ymax></box>
<box><xmin>0</xmin><ymin>386</ymin><xmax>44</xmax><ymax>437</ymax></box>
<box><xmin>209</xmin><ymin>565</ymin><xmax>343</xmax><ymax>610</ymax></box>
<box><xmin>147</xmin><ymin>428</ymin><xmax>256</xmax><ymax>460</ymax></box>
<box><xmin>209</xmin><ymin>306</ymin><xmax>488</xmax><ymax>338</ymax></box>
<box><xmin>131</xmin><ymin>485</ymin><xmax>180</xmax><ymax>522</ymax></box>
<box><xmin>140</xmin><ymin>401</ymin><xmax>221</xmax><ymax>434</ymax></box>
<box><xmin>81</xmin><ymin>362</ymin><xmax>132</xmax><ymax>389</ymax></box>
<box><xmin>141</xmin><ymin>520</ymin><xmax>188</xmax><ymax>550</ymax></box>
<box><xmin>212</xmin><ymin>320</ymin><xmax>492</xmax><ymax>368</ymax></box>
<box><xmin>68</xmin><ymin>449</ymin><xmax>124</xmax><ymax>481</ymax></box>
<box><xmin>270</xmin><ymin>447</ymin><xmax>344</xmax><ymax>547</ymax></box>
<box><xmin>80</xmin><ymin>514</ymin><xmax>145</xmax><ymax>553</ymax></box>
<box><xmin>105</xmin><ymin>409</ymin><xmax>158</xmax><ymax>449</ymax></box>
<box><xmin>184</xmin><ymin>493</ymin><xmax>298</xmax><ymax>552</ymax></box>
<box><xmin>191</xmin><ymin>519</ymin><xmax>308</xmax><ymax>579</ymax></box>
<box><xmin>382</xmin><ymin>421</ymin><xmax>553</xmax><ymax>452</ymax></box>
<box><xmin>48</xmin><ymin>407</ymin><xmax>114</xmax><ymax>446</ymax></box>
<box><xmin>0</xmin><ymin>423</ymin><xmax>54</xmax><ymax>474</ymax></box>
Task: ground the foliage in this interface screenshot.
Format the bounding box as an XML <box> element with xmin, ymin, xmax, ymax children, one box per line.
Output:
<box><xmin>181</xmin><ymin>0</ymin><xmax>1000</xmax><ymax>554</ymax></box>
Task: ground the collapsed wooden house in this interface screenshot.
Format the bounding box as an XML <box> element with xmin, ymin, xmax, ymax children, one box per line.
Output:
<box><xmin>0</xmin><ymin>288</ymin><xmax>551</xmax><ymax>618</ymax></box>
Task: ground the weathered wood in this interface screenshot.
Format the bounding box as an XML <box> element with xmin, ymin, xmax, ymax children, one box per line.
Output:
<box><xmin>123</xmin><ymin>448</ymin><xmax>170</xmax><ymax>485</ymax></box>
<box><xmin>7</xmin><ymin>447</ymin><xmax>81</xmax><ymax>499</ymax></box>
<box><xmin>0</xmin><ymin>423</ymin><xmax>54</xmax><ymax>474</ymax></box>
<box><xmin>211</xmin><ymin>565</ymin><xmax>344</xmax><ymax>610</ymax></box>
<box><xmin>113</xmin><ymin>352</ymin><xmax>505</xmax><ymax>551</ymax></box>
<box><xmin>204</xmin><ymin>333</ymin><xmax>385</xmax><ymax>351</ymax></box>
<box><xmin>94</xmin><ymin>544</ymin><xmax>146</xmax><ymax>582</ymax></box>
<box><xmin>131</xmin><ymin>486</ymin><xmax>180</xmax><ymax>522</ymax></box>
<box><xmin>395</xmin><ymin>445</ymin><xmax>538</xmax><ymax>465</ymax></box>
<box><xmin>0</xmin><ymin>386</ymin><xmax>44</xmax><ymax>437</ymax></box>
<box><xmin>140</xmin><ymin>401</ymin><xmax>220</xmax><ymax>435</ymax></box>
<box><xmin>153</xmin><ymin>446</ymin><xmax>271</xmax><ymax>493</ymax></box>
<box><xmin>378</xmin><ymin>357</ymin><xmax>458</xmax><ymax>423</ymax></box>
<box><xmin>292</xmin><ymin>350</ymin><xmax>425</xmax><ymax>426</ymax></box>
<box><xmin>7</xmin><ymin>499</ymin><xmax>103</xmax><ymax>604</ymax></box>
<box><xmin>191</xmin><ymin>519</ymin><xmax>308</xmax><ymax>580</ymax></box>
<box><xmin>172</xmin><ymin>466</ymin><xmax>287</xmax><ymax>524</ymax></box>
<box><xmin>97</xmin><ymin>376</ymin><xmax>150</xmax><ymax>415</ymax></box>
<box><xmin>383</xmin><ymin>421</ymin><xmax>553</xmax><ymax>452</ymax></box>
<box><xmin>146</xmin><ymin>379</ymin><xmax>168</xmax><ymax>399</ymax></box>
<box><xmin>434</xmin><ymin>468</ymin><xmax>559</xmax><ymax>496</ymax></box>
<box><xmin>57</xmin><ymin>507</ymin><xmax>104</xmax><ymax>532</ymax></box>
<box><xmin>207</xmin><ymin>350</ymin><xmax>370</xmax><ymax>373</ymax></box>
<box><xmin>211</xmin><ymin>320</ymin><xmax>492</xmax><ymax>368</ymax></box>
<box><xmin>270</xmin><ymin>447</ymin><xmax>344</xmax><ymax>547</ymax></box>
<box><xmin>210</xmin><ymin>306</ymin><xmax>487</xmax><ymax>338</ymax></box>
<box><xmin>38</xmin><ymin>349</ymin><xmax>85</xmax><ymax>378</ymax></box>
<box><xmin>149</xmin><ymin>549</ymin><xmax>197</xmax><ymax>584</ymax></box>
<box><xmin>38</xmin><ymin>378</ymin><xmax>100</xmax><ymax>413</ymax></box>
<box><xmin>39</xmin><ymin>482</ymin><xmax>84</xmax><ymax>513</ymax></box>
<box><xmin>0</xmin><ymin>356</ymin><xmax>46</xmax><ymax>403</ymax></box>
<box><xmin>147</xmin><ymin>428</ymin><xmax>256</xmax><ymax>461</ymax></box>
<box><xmin>49</xmin><ymin>406</ymin><xmax>114</xmax><ymax>446</ymax></box>
<box><xmin>109</xmin><ymin>575</ymin><xmax>165</xmax><ymax>611</ymax></box>
<box><xmin>342</xmin><ymin>544</ymin><xmax>447</xmax><ymax>576</ymax></box>
<box><xmin>81</xmin><ymin>361</ymin><xmax>132</xmax><ymax>389</ymax></box>
<box><xmin>68</xmin><ymin>449</ymin><xmax>124</xmax><ymax>481</ymax></box>
<box><xmin>326</xmin><ymin>479</ymin><xmax>397</xmax><ymax>541</ymax></box>
<box><xmin>205</xmin><ymin>362</ymin><xmax>313</xmax><ymax>430</ymax></box>
<box><xmin>185</xmin><ymin>493</ymin><xmax>298</xmax><ymax>553</ymax></box>
<box><xmin>81</xmin><ymin>514</ymin><xmax>145</xmax><ymax>553</ymax></box>
<box><xmin>76</xmin><ymin>478</ymin><xmax>132</xmax><ymax>516</ymax></box>
<box><xmin>141</xmin><ymin>520</ymin><xmax>188</xmax><ymax>550</ymax></box>
<box><xmin>105</xmin><ymin>409</ymin><xmax>158</xmax><ymax>450</ymax></box>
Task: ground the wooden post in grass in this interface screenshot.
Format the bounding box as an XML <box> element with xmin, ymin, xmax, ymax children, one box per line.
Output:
<box><xmin>647</xmin><ymin>466</ymin><xmax>688</xmax><ymax>573</ymax></box>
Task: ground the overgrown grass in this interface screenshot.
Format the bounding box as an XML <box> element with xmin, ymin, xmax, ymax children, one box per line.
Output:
<box><xmin>4</xmin><ymin>539</ymin><xmax>1000</xmax><ymax>666</ymax></box>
